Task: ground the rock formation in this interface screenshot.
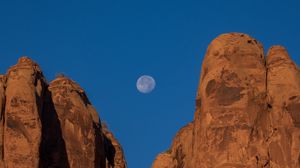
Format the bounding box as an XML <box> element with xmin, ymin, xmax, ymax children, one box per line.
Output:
<box><xmin>0</xmin><ymin>57</ymin><xmax>127</xmax><ymax>168</ymax></box>
<box><xmin>152</xmin><ymin>33</ymin><xmax>300</xmax><ymax>168</ymax></box>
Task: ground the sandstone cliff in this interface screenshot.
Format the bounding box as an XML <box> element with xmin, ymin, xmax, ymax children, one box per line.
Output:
<box><xmin>0</xmin><ymin>57</ymin><xmax>127</xmax><ymax>168</ymax></box>
<box><xmin>152</xmin><ymin>33</ymin><xmax>300</xmax><ymax>168</ymax></box>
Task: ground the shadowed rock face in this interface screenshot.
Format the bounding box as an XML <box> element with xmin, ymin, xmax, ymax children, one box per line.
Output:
<box><xmin>0</xmin><ymin>57</ymin><xmax>127</xmax><ymax>168</ymax></box>
<box><xmin>152</xmin><ymin>33</ymin><xmax>300</xmax><ymax>168</ymax></box>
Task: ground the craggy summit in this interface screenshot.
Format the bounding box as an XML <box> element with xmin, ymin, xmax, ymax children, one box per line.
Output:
<box><xmin>153</xmin><ymin>33</ymin><xmax>300</xmax><ymax>168</ymax></box>
<box><xmin>0</xmin><ymin>57</ymin><xmax>127</xmax><ymax>168</ymax></box>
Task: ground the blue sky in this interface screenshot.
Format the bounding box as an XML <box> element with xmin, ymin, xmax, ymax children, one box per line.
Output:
<box><xmin>1</xmin><ymin>0</ymin><xmax>300</xmax><ymax>167</ymax></box>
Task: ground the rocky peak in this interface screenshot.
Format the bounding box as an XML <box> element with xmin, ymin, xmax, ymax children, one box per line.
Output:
<box><xmin>7</xmin><ymin>56</ymin><xmax>42</xmax><ymax>75</ymax></box>
<box><xmin>153</xmin><ymin>33</ymin><xmax>300</xmax><ymax>168</ymax></box>
<box><xmin>267</xmin><ymin>45</ymin><xmax>290</xmax><ymax>60</ymax></box>
<box><xmin>50</xmin><ymin>76</ymin><xmax>84</xmax><ymax>91</ymax></box>
<box><xmin>18</xmin><ymin>56</ymin><xmax>35</xmax><ymax>64</ymax></box>
<box><xmin>0</xmin><ymin>57</ymin><xmax>126</xmax><ymax>168</ymax></box>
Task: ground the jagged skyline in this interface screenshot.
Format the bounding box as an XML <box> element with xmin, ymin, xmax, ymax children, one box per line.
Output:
<box><xmin>1</xmin><ymin>0</ymin><xmax>300</xmax><ymax>167</ymax></box>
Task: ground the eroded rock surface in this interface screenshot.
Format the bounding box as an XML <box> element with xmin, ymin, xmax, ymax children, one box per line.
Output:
<box><xmin>266</xmin><ymin>46</ymin><xmax>300</xmax><ymax>167</ymax></box>
<box><xmin>0</xmin><ymin>57</ymin><xmax>126</xmax><ymax>168</ymax></box>
<box><xmin>153</xmin><ymin>33</ymin><xmax>300</xmax><ymax>168</ymax></box>
<box><xmin>4</xmin><ymin>57</ymin><xmax>46</xmax><ymax>168</ymax></box>
<box><xmin>102</xmin><ymin>124</ymin><xmax>127</xmax><ymax>168</ymax></box>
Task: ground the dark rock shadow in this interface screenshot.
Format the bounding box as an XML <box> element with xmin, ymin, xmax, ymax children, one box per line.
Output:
<box><xmin>103</xmin><ymin>132</ymin><xmax>116</xmax><ymax>167</ymax></box>
<box><xmin>39</xmin><ymin>89</ymin><xmax>70</xmax><ymax>168</ymax></box>
<box><xmin>93</xmin><ymin>122</ymin><xmax>107</xmax><ymax>168</ymax></box>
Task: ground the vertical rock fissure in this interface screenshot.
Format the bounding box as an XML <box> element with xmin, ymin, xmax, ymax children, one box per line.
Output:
<box><xmin>0</xmin><ymin>76</ymin><xmax>6</xmax><ymax>165</ymax></box>
<box><xmin>93</xmin><ymin>122</ymin><xmax>105</xmax><ymax>168</ymax></box>
<box><xmin>38</xmin><ymin>88</ymin><xmax>70</xmax><ymax>168</ymax></box>
<box><xmin>1</xmin><ymin>95</ymin><xmax>5</xmax><ymax>161</ymax></box>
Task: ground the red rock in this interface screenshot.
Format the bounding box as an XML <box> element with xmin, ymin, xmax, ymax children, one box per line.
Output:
<box><xmin>153</xmin><ymin>33</ymin><xmax>300</xmax><ymax>168</ymax></box>
<box><xmin>102</xmin><ymin>123</ymin><xmax>127</xmax><ymax>168</ymax></box>
<box><xmin>47</xmin><ymin>77</ymin><xmax>106</xmax><ymax>167</ymax></box>
<box><xmin>4</xmin><ymin>57</ymin><xmax>46</xmax><ymax>168</ymax></box>
<box><xmin>153</xmin><ymin>122</ymin><xmax>193</xmax><ymax>168</ymax></box>
<box><xmin>0</xmin><ymin>75</ymin><xmax>6</xmax><ymax>167</ymax></box>
<box><xmin>266</xmin><ymin>46</ymin><xmax>300</xmax><ymax>167</ymax></box>
<box><xmin>0</xmin><ymin>57</ymin><xmax>127</xmax><ymax>168</ymax></box>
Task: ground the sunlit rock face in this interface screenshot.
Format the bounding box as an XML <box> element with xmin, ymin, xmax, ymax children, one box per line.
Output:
<box><xmin>0</xmin><ymin>57</ymin><xmax>127</xmax><ymax>168</ymax></box>
<box><xmin>3</xmin><ymin>57</ymin><xmax>46</xmax><ymax>168</ymax></box>
<box><xmin>152</xmin><ymin>33</ymin><xmax>300</xmax><ymax>168</ymax></box>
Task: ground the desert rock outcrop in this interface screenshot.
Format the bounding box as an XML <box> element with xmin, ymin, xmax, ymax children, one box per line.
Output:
<box><xmin>153</xmin><ymin>33</ymin><xmax>300</xmax><ymax>168</ymax></box>
<box><xmin>0</xmin><ymin>57</ymin><xmax>127</xmax><ymax>168</ymax></box>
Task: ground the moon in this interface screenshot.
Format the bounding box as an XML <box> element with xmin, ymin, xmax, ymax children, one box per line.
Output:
<box><xmin>136</xmin><ymin>75</ymin><xmax>156</xmax><ymax>93</ymax></box>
